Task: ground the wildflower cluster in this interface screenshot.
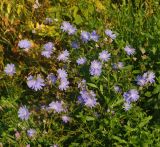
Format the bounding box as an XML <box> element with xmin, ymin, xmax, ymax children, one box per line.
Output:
<box><xmin>2</xmin><ymin>18</ymin><xmax>157</xmax><ymax>146</ymax></box>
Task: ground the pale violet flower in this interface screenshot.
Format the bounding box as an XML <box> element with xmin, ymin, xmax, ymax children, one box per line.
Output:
<box><xmin>99</xmin><ymin>50</ymin><xmax>111</xmax><ymax>62</ymax></box>
<box><xmin>145</xmin><ymin>71</ymin><xmax>155</xmax><ymax>83</ymax></box>
<box><xmin>114</xmin><ymin>85</ymin><xmax>122</xmax><ymax>93</ymax></box>
<box><xmin>18</xmin><ymin>39</ymin><xmax>31</xmax><ymax>49</ymax></box>
<box><xmin>81</xmin><ymin>31</ymin><xmax>90</xmax><ymax>42</ymax></box>
<box><xmin>59</xmin><ymin>79</ymin><xmax>69</xmax><ymax>91</ymax></box>
<box><xmin>136</xmin><ymin>71</ymin><xmax>155</xmax><ymax>86</ymax></box>
<box><xmin>49</xmin><ymin>101</ymin><xmax>64</xmax><ymax>113</ymax></box>
<box><xmin>80</xmin><ymin>90</ymin><xmax>97</xmax><ymax>108</ymax></box>
<box><xmin>18</xmin><ymin>106</ymin><xmax>30</xmax><ymax>120</ymax></box>
<box><xmin>124</xmin><ymin>102</ymin><xmax>131</xmax><ymax>111</ymax></box>
<box><xmin>47</xmin><ymin>73</ymin><xmax>57</xmax><ymax>84</ymax></box>
<box><xmin>90</xmin><ymin>60</ymin><xmax>102</xmax><ymax>76</ymax></box>
<box><xmin>136</xmin><ymin>75</ymin><xmax>147</xmax><ymax>86</ymax></box>
<box><xmin>76</xmin><ymin>57</ymin><xmax>86</xmax><ymax>65</ymax></box>
<box><xmin>27</xmin><ymin>75</ymin><xmax>45</xmax><ymax>91</ymax></box>
<box><xmin>71</xmin><ymin>41</ymin><xmax>79</xmax><ymax>49</ymax></box>
<box><xmin>123</xmin><ymin>89</ymin><xmax>139</xmax><ymax>104</ymax></box>
<box><xmin>105</xmin><ymin>29</ymin><xmax>116</xmax><ymax>40</ymax></box>
<box><xmin>4</xmin><ymin>63</ymin><xmax>16</xmax><ymax>76</ymax></box>
<box><xmin>41</xmin><ymin>42</ymin><xmax>54</xmax><ymax>58</ymax></box>
<box><xmin>62</xmin><ymin>115</ymin><xmax>70</xmax><ymax>123</ymax></box>
<box><xmin>57</xmin><ymin>68</ymin><xmax>68</xmax><ymax>79</ymax></box>
<box><xmin>57</xmin><ymin>50</ymin><xmax>69</xmax><ymax>62</ymax></box>
<box><xmin>27</xmin><ymin>129</ymin><xmax>36</xmax><ymax>137</ymax></box>
<box><xmin>90</xmin><ymin>30</ymin><xmax>99</xmax><ymax>42</ymax></box>
<box><xmin>43</xmin><ymin>42</ymin><xmax>54</xmax><ymax>50</ymax></box>
<box><xmin>124</xmin><ymin>45</ymin><xmax>135</xmax><ymax>55</ymax></box>
<box><xmin>61</xmin><ymin>21</ymin><xmax>77</xmax><ymax>35</ymax></box>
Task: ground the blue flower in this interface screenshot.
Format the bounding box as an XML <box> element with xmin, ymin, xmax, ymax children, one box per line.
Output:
<box><xmin>136</xmin><ymin>75</ymin><xmax>147</xmax><ymax>86</ymax></box>
<box><xmin>71</xmin><ymin>41</ymin><xmax>79</xmax><ymax>49</ymax></box>
<box><xmin>47</xmin><ymin>73</ymin><xmax>57</xmax><ymax>84</ymax></box>
<box><xmin>59</xmin><ymin>78</ymin><xmax>69</xmax><ymax>91</ymax></box>
<box><xmin>61</xmin><ymin>21</ymin><xmax>77</xmax><ymax>35</ymax></box>
<box><xmin>18</xmin><ymin>39</ymin><xmax>31</xmax><ymax>49</ymax></box>
<box><xmin>99</xmin><ymin>50</ymin><xmax>111</xmax><ymax>62</ymax></box>
<box><xmin>114</xmin><ymin>85</ymin><xmax>122</xmax><ymax>93</ymax></box>
<box><xmin>4</xmin><ymin>63</ymin><xmax>16</xmax><ymax>76</ymax></box>
<box><xmin>90</xmin><ymin>30</ymin><xmax>99</xmax><ymax>42</ymax></box>
<box><xmin>18</xmin><ymin>106</ymin><xmax>30</xmax><ymax>120</ymax></box>
<box><xmin>123</xmin><ymin>89</ymin><xmax>139</xmax><ymax>103</ymax></box>
<box><xmin>49</xmin><ymin>101</ymin><xmax>65</xmax><ymax>113</ymax></box>
<box><xmin>145</xmin><ymin>71</ymin><xmax>155</xmax><ymax>83</ymax></box>
<box><xmin>81</xmin><ymin>31</ymin><xmax>90</xmax><ymax>42</ymax></box>
<box><xmin>123</xmin><ymin>102</ymin><xmax>131</xmax><ymax>111</ymax></box>
<box><xmin>80</xmin><ymin>90</ymin><xmax>97</xmax><ymax>108</ymax></box>
<box><xmin>90</xmin><ymin>60</ymin><xmax>102</xmax><ymax>76</ymax></box>
<box><xmin>105</xmin><ymin>29</ymin><xmax>116</xmax><ymax>40</ymax></box>
<box><xmin>27</xmin><ymin>75</ymin><xmax>45</xmax><ymax>91</ymax></box>
<box><xmin>112</xmin><ymin>62</ymin><xmax>124</xmax><ymax>70</ymax></box>
<box><xmin>124</xmin><ymin>45</ymin><xmax>135</xmax><ymax>55</ymax></box>
<box><xmin>57</xmin><ymin>68</ymin><xmax>68</xmax><ymax>79</ymax></box>
<box><xmin>76</xmin><ymin>57</ymin><xmax>86</xmax><ymax>65</ymax></box>
<box><xmin>41</xmin><ymin>42</ymin><xmax>54</xmax><ymax>58</ymax></box>
<box><xmin>136</xmin><ymin>71</ymin><xmax>155</xmax><ymax>86</ymax></box>
<box><xmin>62</xmin><ymin>115</ymin><xmax>70</xmax><ymax>123</ymax></box>
<box><xmin>57</xmin><ymin>50</ymin><xmax>69</xmax><ymax>62</ymax></box>
<box><xmin>43</xmin><ymin>42</ymin><xmax>54</xmax><ymax>50</ymax></box>
<box><xmin>27</xmin><ymin>129</ymin><xmax>36</xmax><ymax>137</ymax></box>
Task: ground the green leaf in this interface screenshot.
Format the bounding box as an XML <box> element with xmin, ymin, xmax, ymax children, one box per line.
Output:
<box><xmin>112</xmin><ymin>135</ymin><xmax>127</xmax><ymax>144</ymax></box>
<box><xmin>87</xmin><ymin>83</ymin><xmax>98</xmax><ymax>89</ymax></box>
<box><xmin>85</xmin><ymin>116</ymin><xmax>95</xmax><ymax>121</ymax></box>
<box><xmin>145</xmin><ymin>91</ymin><xmax>152</xmax><ymax>97</ymax></box>
<box><xmin>138</xmin><ymin>116</ymin><xmax>152</xmax><ymax>128</ymax></box>
<box><xmin>100</xmin><ymin>84</ymin><xmax>103</xmax><ymax>94</ymax></box>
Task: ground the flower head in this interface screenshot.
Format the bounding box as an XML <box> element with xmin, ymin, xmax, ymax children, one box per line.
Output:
<box><xmin>136</xmin><ymin>75</ymin><xmax>147</xmax><ymax>86</ymax></box>
<box><xmin>136</xmin><ymin>71</ymin><xmax>155</xmax><ymax>86</ymax></box>
<box><xmin>62</xmin><ymin>115</ymin><xmax>70</xmax><ymax>123</ymax></box>
<box><xmin>49</xmin><ymin>101</ymin><xmax>64</xmax><ymax>113</ymax></box>
<box><xmin>41</xmin><ymin>42</ymin><xmax>54</xmax><ymax>58</ymax></box>
<box><xmin>57</xmin><ymin>50</ymin><xmax>69</xmax><ymax>62</ymax></box>
<box><xmin>47</xmin><ymin>73</ymin><xmax>57</xmax><ymax>84</ymax></box>
<box><xmin>123</xmin><ymin>89</ymin><xmax>139</xmax><ymax>103</ymax></box>
<box><xmin>105</xmin><ymin>29</ymin><xmax>116</xmax><ymax>40</ymax></box>
<box><xmin>43</xmin><ymin>42</ymin><xmax>54</xmax><ymax>51</ymax></box>
<box><xmin>61</xmin><ymin>21</ymin><xmax>77</xmax><ymax>35</ymax></box>
<box><xmin>59</xmin><ymin>79</ymin><xmax>69</xmax><ymax>91</ymax></box>
<box><xmin>90</xmin><ymin>60</ymin><xmax>102</xmax><ymax>76</ymax></box>
<box><xmin>80</xmin><ymin>90</ymin><xmax>97</xmax><ymax>108</ymax></box>
<box><xmin>4</xmin><ymin>63</ymin><xmax>16</xmax><ymax>76</ymax></box>
<box><xmin>124</xmin><ymin>45</ymin><xmax>135</xmax><ymax>55</ymax></box>
<box><xmin>18</xmin><ymin>39</ymin><xmax>31</xmax><ymax>49</ymax></box>
<box><xmin>81</xmin><ymin>31</ymin><xmax>90</xmax><ymax>42</ymax></box>
<box><xmin>114</xmin><ymin>85</ymin><xmax>121</xmax><ymax>93</ymax></box>
<box><xmin>27</xmin><ymin>75</ymin><xmax>45</xmax><ymax>91</ymax></box>
<box><xmin>18</xmin><ymin>106</ymin><xmax>30</xmax><ymax>120</ymax></box>
<box><xmin>71</xmin><ymin>41</ymin><xmax>79</xmax><ymax>49</ymax></box>
<box><xmin>57</xmin><ymin>68</ymin><xmax>68</xmax><ymax>79</ymax></box>
<box><xmin>27</xmin><ymin>129</ymin><xmax>36</xmax><ymax>137</ymax></box>
<box><xmin>145</xmin><ymin>71</ymin><xmax>155</xmax><ymax>83</ymax></box>
<box><xmin>90</xmin><ymin>30</ymin><xmax>99</xmax><ymax>42</ymax></box>
<box><xmin>99</xmin><ymin>50</ymin><xmax>111</xmax><ymax>62</ymax></box>
<box><xmin>124</xmin><ymin>102</ymin><xmax>131</xmax><ymax>111</ymax></box>
<box><xmin>76</xmin><ymin>57</ymin><xmax>86</xmax><ymax>65</ymax></box>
